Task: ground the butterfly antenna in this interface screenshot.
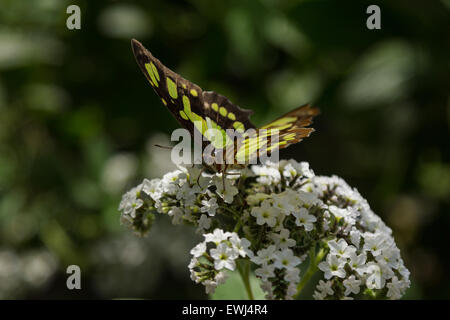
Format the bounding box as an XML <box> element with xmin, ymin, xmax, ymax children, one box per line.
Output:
<box><xmin>154</xmin><ymin>144</ymin><xmax>173</xmax><ymax>150</ymax></box>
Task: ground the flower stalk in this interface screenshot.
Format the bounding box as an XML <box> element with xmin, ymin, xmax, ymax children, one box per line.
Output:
<box><xmin>237</xmin><ymin>259</ymin><xmax>254</xmax><ymax>300</ymax></box>
<box><xmin>295</xmin><ymin>247</ymin><xmax>327</xmax><ymax>298</ymax></box>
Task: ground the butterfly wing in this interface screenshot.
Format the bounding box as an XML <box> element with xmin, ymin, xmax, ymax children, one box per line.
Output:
<box><xmin>131</xmin><ymin>39</ymin><xmax>255</xmax><ymax>151</ymax></box>
<box><xmin>132</xmin><ymin>39</ymin><xmax>318</xmax><ymax>166</ymax></box>
<box><xmin>235</xmin><ymin>104</ymin><xmax>319</xmax><ymax>163</ymax></box>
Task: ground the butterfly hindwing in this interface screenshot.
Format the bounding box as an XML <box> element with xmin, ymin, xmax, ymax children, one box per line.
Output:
<box><xmin>235</xmin><ymin>104</ymin><xmax>319</xmax><ymax>163</ymax></box>
<box><xmin>261</xmin><ymin>104</ymin><xmax>319</xmax><ymax>148</ymax></box>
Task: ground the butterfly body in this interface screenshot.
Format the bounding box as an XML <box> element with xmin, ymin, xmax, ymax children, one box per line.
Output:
<box><xmin>131</xmin><ymin>39</ymin><xmax>319</xmax><ymax>173</ymax></box>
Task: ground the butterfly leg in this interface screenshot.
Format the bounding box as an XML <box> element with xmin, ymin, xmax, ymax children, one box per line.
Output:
<box><xmin>196</xmin><ymin>166</ymin><xmax>206</xmax><ymax>186</ymax></box>
<box><xmin>221</xmin><ymin>164</ymin><xmax>228</xmax><ymax>191</ymax></box>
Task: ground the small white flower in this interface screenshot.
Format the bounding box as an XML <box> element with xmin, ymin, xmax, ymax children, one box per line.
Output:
<box><xmin>196</xmin><ymin>214</ymin><xmax>212</xmax><ymax>234</ymax></box>
<box><xmin>118</xmin><ymin>187</ymin><xmax>144</xmax><ymax>218</ymax></box>
<box><xmin>273</xmin><ymin>248</ymin><xmax>302</xmax><ymax>269</ymax></box>
<box><xmin>229</xmin><ymin>234</ymin><xmax>253</xmax><ymax>258</ymax></box>
<box><xmin>213</xmin><ymin>176</ymin><xmax>239</xmax><ymax>204</ymax></box>
<box><xmin>386</xmin><ymin>276</ymin><xmax>404</xmax><ymax>300</ymax></box>
<box><xmin>142</xmin><ymin>178</ymin><xmax>162</xmax><ymax>201</ymax></box>
<box><xmin>161</xmin><ymin>170</ymin><xmax>183</xmax><ymax>194</ymax></box>
<box><xmin>318</xmin><ymin>254</ymin><xmax>346</xmax><ymax>279</ymax></box>
<box><xmin>246</xmin><ymin>193</ymin><xmax>271</xmax><ymax>206</ymax></box>
<box><xmin>255</xmin><ymin>263</ymin><xmax>275</xmax><ymax>281</ymax></box>
<box><xmin>363</xmin><ymin>232</ymin><xmax>387</xmax><ymax>256</ymax></box>
<box><xmin>316</xmin><ymin>279</ymin><xmax>334</xmax><ymax>296</ymax></box>
<box><xmin>293</xmin><ymin>208</ymin><xmax>316</xmax><ymax>231</ymax></box>
<box><xmin>365</xmin><ymin>263</ymin><xmax>385</xmax><ymax>289</ymax></box>
<box><xmin>200</xmin><ymin>197</ymin><xmax>219</xmax><ymax>216</ymax></box>
<box><xmin>251</xmin><ymin>245</ymin><xmax>277</xmax><ymax>265</ymax></box>
<box><xmin>348</xmin><ymin>251</ymin><xmax>367</xmax><ymax>276</ymax></box>
<box><xmin>283</xmin><ymin>160</ymin><xmax>314</xmax><ymax>179</ymax></box>
<box><xmin>329</xmin><ymin>205</ymin><xmax>356</xmax><ymax>225</ymax></box>
<box><xmin>168</xmin><ymin>207</ymin><xmax>184</xmax><ymax>224</ymax></box>
<box><xmin>190</xmin><ymin>242</ymin><xmax>207</xmax><ymax>258</ymax></box>
<box><xmin>313</xmin><ymin>291</ymin><xmax>326</xmax><ymax>300</ymax></box>
<box><xmin>260</xmin><ymin>280</ymin><xmax>274</xmax><ymax>299</ymax></box>
<box><xmin>350</xmin><ymin>229</ymin><xmax>361</xmax><ymax>247</ymax></box>
<box><xmin>343</xmin><ymin>275</ymin><xmax>361</xmax><ymax>296</ymax></box>
<box><xmin>215</xmin><ymin>271</ymin><xmax>228</xmax><ymax>285</ymax></box>
<box><xmin>375</xmin><ymin>246</ymin><xmax>400</xmax><ymax>269</ymax></box>
<box><xmin>282</xmin><ymin>162</ymin><xmax>298</xmax><ymax>179</ymax></box>
<box><xmin>188</xmin><ymin>257</ymin><xmax>199</xmax><ymax>270</ymax></box>
<box><xmin>252</xmin><ymin>165</ymin><xmax>281</xmax><ymax>185</ymax></box>
<box><xmin>190</xmin><ymin>269</ymin><xmax>201</xmax><ymax>283</ymax></box>
<box><xmin>284</xmin><ymin>268</ymin><xmax>300</xmax><ymax>283</ymax></box>
<box><xmin>327</xmin><ymin>239</ymin><xmax>356</xmax><ymax>259</ymax></box>
<box><xmin>204</xmin><ymin>228</ymin><xmax>232</xmax><ymax>245</ymax></box>
<box><xmin>286</xmin><ymin>283</ymin><xmax>298</xmax><ymax>300</ymax></box>
<box><xmin>162</xmin><ymin>170</ymin><xmax>183</xmax><ymax>184</ymax></box>
<box><xmin>378</xmin><ymin>260</ymin><xmax>395</xmax><ymax>280</ymax></box>
<box><xmin>269</xmin><ymin>228</ymin><xmax>296</xmax><ymax>249</ymax></box>
<box><xmin>398</xmin><ymin>263</ymin><xmax>411</xmax><ymax>279</ymax></box>
<box><xmin>295</xmin><ymin>191</ymin><xmax>320</xmax><ymax>207</ymax></box>
<box><xmin>203</xmin><ymin>280</ymin><xmax>217</xmax><ymax>294</ymax></box>
<box><xmin>210</xmin><ymin>242</ymin><xmax>239</xmax><ymax>271</ymax></box>
<box><xmin>251</xmin><ymin>200</ymin><xmax>280</xmax><ymax>227</ymax></box>
<box><xmin>176</xmin><ymin>183</ymin><xmax>200</xmax><ymax>206</ymax></box>
<box><xmin>186</xmin><ymin>166</ymin><xmax>211</xmax><ymax>189</ymax></box>
<box><xmin>272</xmin><ymin>193</ymin><xmax>296</xmax><ymax>215</ymax></box>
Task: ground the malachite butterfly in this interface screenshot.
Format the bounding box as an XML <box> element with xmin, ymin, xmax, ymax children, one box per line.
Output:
<box><xmin>131</xmin><ymin>39</ymin><xmax>319</xmax><ymax>173</ymax></box>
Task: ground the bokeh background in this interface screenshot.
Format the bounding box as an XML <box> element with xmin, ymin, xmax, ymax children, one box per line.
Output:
<box><xmin>0</xmin><ymin>0</ymin><xmax>449</xmax><ymax>299</ymax></box>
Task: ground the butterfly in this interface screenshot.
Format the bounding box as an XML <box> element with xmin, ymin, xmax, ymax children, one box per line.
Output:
<box><xmin>131</xmin><ymin>39</ymin><xmax>319</xmax><ymax>177</ymax></box>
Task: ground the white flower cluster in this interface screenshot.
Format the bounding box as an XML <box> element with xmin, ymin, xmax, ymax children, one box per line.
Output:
<box><xmin>308</xmin><ymin>176</ymin><xmax>411</xmax><ymax>300</ymax></box>
<box><xmin>189</xmin><ymin>229</ymin><xmax>252</xmax><ymax>294</ymax></box>
<box><xmin>118</xmin><ymin>160</ymin><xmax>410</xmax><ymax>299</ymax></box>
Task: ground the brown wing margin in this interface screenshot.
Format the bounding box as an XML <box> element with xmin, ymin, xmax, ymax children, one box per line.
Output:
<box><xmin>260</xmin><ymin>104</ymin><xmax>320</xmax><ymax>150</ymax></box>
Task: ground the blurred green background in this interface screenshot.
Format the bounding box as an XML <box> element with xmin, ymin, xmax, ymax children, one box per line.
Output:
<box><xmin>0</xmin><ymin>0</ymin><xmax>449</xmax><ymax>299</ymax></box>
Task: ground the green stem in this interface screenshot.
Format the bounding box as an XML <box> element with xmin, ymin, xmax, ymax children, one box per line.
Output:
<box><xmin>294</xmin><ymin>247</ymin><xmax>327</xmax><ymax>299</ymax></box>
<box><xmin>221</xmin><ymin>206</ymin><xmax>239</xmax><ymax>217</ymax></box>
<box><xmin>237</xmin><ymin>260</ymin><xmax>254</xmax><ymax>300</ymax></box>
<box><xmin>233</xmin><ymin>218</ymin><xmax>242</xmax><ymax>233</ymax></box>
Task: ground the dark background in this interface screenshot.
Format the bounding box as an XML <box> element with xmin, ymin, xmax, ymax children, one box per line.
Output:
<box><xmin>0</xmin><ymin>0</ymin><xmax>449</xmax><ymax>299</ymax></box>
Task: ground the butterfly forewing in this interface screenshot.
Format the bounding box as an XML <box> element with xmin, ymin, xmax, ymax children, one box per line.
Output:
<box><xmin>131</xmin><ymin>39</ymin><xmax>255</xmax><ymax>153</ymax></box>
